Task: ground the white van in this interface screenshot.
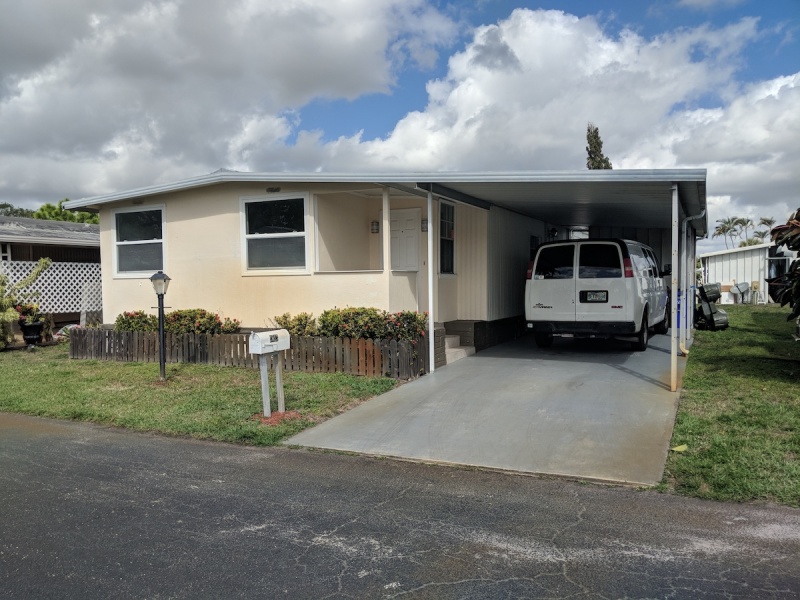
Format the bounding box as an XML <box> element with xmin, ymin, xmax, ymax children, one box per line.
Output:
<box><xmin>524</xmin><ymin>239</ymin><xmax>670</xmax><ymax>351</ymax></box>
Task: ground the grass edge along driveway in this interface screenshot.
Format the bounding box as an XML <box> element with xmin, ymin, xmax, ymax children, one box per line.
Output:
<box><xmin>662</xmin><ymin>304</ymin><xmax>799</xmax><ymax>507</ymax></box>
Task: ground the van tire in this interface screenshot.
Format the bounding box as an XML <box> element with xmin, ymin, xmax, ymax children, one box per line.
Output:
<box><xmin>654</xmin><ymin>306</ymin><xmax>669</xmax><ymax>335</ymax></box>
<box><xmin>632</xmin><ymin>315</ymin><xmax>649</xmax><ymax>351</ymax></box>
<box><xmin>534</xmin><ymin>332</ymin><xmax>554</xmax><ymax>348</ymax></box>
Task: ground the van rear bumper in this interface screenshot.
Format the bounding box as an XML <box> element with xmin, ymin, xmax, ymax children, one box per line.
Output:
<box><xmin>527</xmin><ymin>321</ymin><xmax>637</xmax><ymax>335</ymax></box>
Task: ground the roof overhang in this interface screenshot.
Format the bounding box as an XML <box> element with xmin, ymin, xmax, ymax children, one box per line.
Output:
<box><xmin>64</xmin><ymin>168</ymin><xmax>708</xmax><ymax>236</ymax></box>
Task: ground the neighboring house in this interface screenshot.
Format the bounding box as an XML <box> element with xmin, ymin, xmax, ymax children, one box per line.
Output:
<box><xmin>63</xmin><ymin>169</ymin><xmax>707</xmax><ymax>377</ymax></box>
<box><xmin>699</xmin><ymin>243</ymin><xmax>797</xmax><ymax>304</ymax></box>
<box><xmin>0</xmin><ymin>216</ymin><xmax>102</xmax><ymax>324</ymax></box>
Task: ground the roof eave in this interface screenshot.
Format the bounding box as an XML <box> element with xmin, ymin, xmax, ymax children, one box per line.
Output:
<box><xmin>63</xmin><ymin>168</ymin><xmax>708</xmax><ymax>210</ymax></box>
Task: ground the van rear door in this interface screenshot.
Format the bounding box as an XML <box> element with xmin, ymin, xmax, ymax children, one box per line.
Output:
<box><xmin>527</xmin><ymin>243</ymin><xmax>576</xmax><ymax>323</ymax></box>
<box><xmin>575</xmin><ymin>242</ymin><xmax>630</xmax><ymax>323</ymax></box>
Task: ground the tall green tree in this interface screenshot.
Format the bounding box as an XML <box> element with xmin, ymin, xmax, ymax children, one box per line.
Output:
<box><xmin>586</xmin><ymin>122</ymin><xmax>613</xmax><ymax>170</ymax></box>
<box><xmin>33</xmin><ymin>199</ymin><xmax>98</xmax><ymax>224</ymax></box>
<box><xmin>0</xmin><ymin>202</ymin><xmax>35</xmax><ymax>218</ymax></box>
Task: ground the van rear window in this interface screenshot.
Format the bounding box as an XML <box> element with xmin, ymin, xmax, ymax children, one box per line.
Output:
<box><xmin>534</xmin><ymin>245</ymin><xmax>574</xmax><ymax>279</ymax></box>
<box><xmin>579</xmin><ymin>244</ymin><xmax>621</xmax><ymax>278</ymax></box>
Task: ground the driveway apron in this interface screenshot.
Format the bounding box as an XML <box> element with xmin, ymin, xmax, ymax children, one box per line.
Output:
<box><xmin>287</xmin><ymin>334</ymin><xmax>686</xmax><ymax>485</ymax></box>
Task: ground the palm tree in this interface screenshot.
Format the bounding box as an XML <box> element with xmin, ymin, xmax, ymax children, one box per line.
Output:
<box><xmin>758</xmin><ymin>216</ymin><xmax>776</xmax><ymax>230</ymax></box>
<box><xmin>713</xmin><ymin>217</ymin><xmax>738</xmax><ymax>249</ymax></box>
<box><xmin>735</xmin><ymin>217</ymin><xmax>754</xmax><ymax>243</ymax></box>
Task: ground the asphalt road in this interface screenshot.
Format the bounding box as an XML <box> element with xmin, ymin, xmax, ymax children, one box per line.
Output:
<box><xmin>2</xmin><ymin>412</ymin><xmax>799</xmax><ymax>599</ymax></box>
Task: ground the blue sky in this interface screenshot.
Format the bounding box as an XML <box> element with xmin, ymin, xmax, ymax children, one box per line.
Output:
<box><xmin>299</xmin><ymin>0</ymin><xmax>799</xmax><ymax>143</ymax></box>
<box><xmin>1</xmin><ymin>0</ymin><xmax>798</xmax><ymax>252</ymax></box>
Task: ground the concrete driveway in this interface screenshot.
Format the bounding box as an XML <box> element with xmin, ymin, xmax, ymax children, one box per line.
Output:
<box><xmin>287</xmin><ymin>333</ymin><xmax>687</xmax><ymax>485</ymax></box>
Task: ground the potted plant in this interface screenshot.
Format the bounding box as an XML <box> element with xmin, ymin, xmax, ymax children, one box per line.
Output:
<box><xmin>15</xmin><ymin>302</ymin><xmax>46</xmax><ymax>345</ymax></box>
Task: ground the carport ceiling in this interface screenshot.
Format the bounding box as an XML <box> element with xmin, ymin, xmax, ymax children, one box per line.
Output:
<box><xmin>410</xmin><ymin>170</ymin><xmax>708</xmax><ymax>236</ymax></box>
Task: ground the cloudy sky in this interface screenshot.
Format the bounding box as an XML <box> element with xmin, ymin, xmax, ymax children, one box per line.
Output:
<box><xmin>2</xmin><ymin>0</ymin><xmax>798</xmax><ymax>251</ymax></box>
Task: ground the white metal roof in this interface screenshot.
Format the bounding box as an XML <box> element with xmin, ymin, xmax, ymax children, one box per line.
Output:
<box><xmin>698</xmin><ymin>242</ymin><xmax>773</xmax><ymax>259</ymax></box>
<box><xmin>64</xmin><ymin>168</ymin><xmax>708</xmax><ymax>235</ymax></box>
<box><xmin>0</xmin><ymin>216</ymin><xmax>100</xmax><ymax>247</ymax></box>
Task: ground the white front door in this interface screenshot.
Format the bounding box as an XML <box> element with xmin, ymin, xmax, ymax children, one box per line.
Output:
<box><xmin>390</xmin><ymin>209</ymin><xmax>420</xmax><ymax>271</ymax></box>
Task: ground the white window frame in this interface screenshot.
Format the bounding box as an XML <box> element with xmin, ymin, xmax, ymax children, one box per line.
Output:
<box><xmin>112</xmin><ymin>204</ymin><xmax>165</xmax><ymax>278</ymax></box>
<box><xmin>240</xmin><ymin>193</ymin><xmax>312</xmax><ymax>276</ymax></box>
<box><xmin>439</xmin><ymin>200</ymin><xmax>455</xmax><ymax>276</ymax></box>
<box><xmin>1</xmin><ymin>242</ymin><xmax>9</xmax><ymax>261</ymax></box>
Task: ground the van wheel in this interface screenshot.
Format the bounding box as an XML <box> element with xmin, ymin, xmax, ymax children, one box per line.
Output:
<box><xmin>654</xmin><ymin>304</ymin><xmax>669</xmax><ymax>335</ymax></box>
<box><xmin>534</xmin><ymin>332</ymin><xmax>553</xmax><ymax>348</ymax></box>
<box><xmin>632</xmin><ymin>315</ymin><xmax>649</xmax><ymax>351</ymax></box>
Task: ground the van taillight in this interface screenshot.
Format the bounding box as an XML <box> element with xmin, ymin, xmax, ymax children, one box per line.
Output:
<box><xmin>526</xmin><ymin>261</ymin><xmax>534</xmax><ymax>279</ymax></box>
<box><xmin>623</xmin><ymin>258</ymin><xmax>633</xmax><ymax>278</ymax></box>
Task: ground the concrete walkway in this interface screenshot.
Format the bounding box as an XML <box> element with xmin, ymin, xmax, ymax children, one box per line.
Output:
<box><xmin>287</xmin><ymin>333</ymin><xmax>687</xmax><ymax>485</ymax></box>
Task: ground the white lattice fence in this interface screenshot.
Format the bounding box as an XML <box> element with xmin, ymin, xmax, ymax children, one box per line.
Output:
<box><xmin>0</xmin><ymin>261</ymin><xmax>102</xmax><ymax>313</ymax></box>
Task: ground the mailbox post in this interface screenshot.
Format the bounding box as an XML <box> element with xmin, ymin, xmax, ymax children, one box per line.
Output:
<box><xmin>249</xmin><ymin>330</ymin><xmax>291</xmax><ymax>417</ymax></box>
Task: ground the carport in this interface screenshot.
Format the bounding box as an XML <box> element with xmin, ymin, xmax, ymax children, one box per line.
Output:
<box><xmin>385</xmin><ymin>169</ymin><xmax>708</xmax><ymax>391</ymax></box>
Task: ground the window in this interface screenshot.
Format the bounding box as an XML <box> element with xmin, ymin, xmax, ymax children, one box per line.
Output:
<box><xmin>579</xmin><ymin>243</ymin><xmax>621</xmax><ymax>278</ymax></box>
<box><xmin>114</xmin><ymin>207</ymin><xmax>163</xmax><ymax>275</ymax></box>
<box><xmin>440</xmin><ymin>202</ymin><xmax>454</xmax><ymax>274</ymax></box>
<box><xmin>243</xmin><ymin>195</ymin><xmax>308</xmax><ymax>271</ymax></box>
<box><xmin>534</xmin><ymin>245</ymin><xmax>574</xmax><ymax>279</ymax></box>
<box><xmin>0</xmin><ymin>243</ymin><xmax>9</xmax><ymax>261</ymax></box>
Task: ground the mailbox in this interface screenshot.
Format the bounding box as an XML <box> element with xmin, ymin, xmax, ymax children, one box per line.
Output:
<box><xmin>249</xmin><ymin>329</ymin><xmax>291</xmax><ymax>354</ymax></box>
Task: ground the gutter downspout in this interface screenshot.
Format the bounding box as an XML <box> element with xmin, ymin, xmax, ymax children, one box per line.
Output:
<box><xmin>679</xmin><ymin>208</ymin><xmax>706</xmax><ymax>356</ymax></box>
<box><xmin>427</xmin><ymin>190</ymin><xmax>435</xmax><ymax>373</ymax></box>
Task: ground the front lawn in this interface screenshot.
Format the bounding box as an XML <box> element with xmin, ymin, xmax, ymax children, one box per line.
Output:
<box><xmin>0</xmin><ymin>344</ymin><xmax>396</xmax><ymax>445</ymax></box>
<box><xmin>663</xmin><ymin>304</ymin><xmax>800</xmax><ymax>506</ymax></box>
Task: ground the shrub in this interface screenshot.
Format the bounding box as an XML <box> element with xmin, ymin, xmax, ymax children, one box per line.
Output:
<box><xmin>385</xmin><ymin>310</ymin><xmax>428</xmax><ymax>341</ymax></box>
<box><xmin>281</xmin><ymin>307</ymin><xmax>427</xmax><ymax>341</ymax></box>
<box><xmin>114</xmin><ymin>310</ymin><xmax>158</xmax><ymax>332</ymax></box>
<box><xmin>113</xmin><ymin>308</ymin><xmax>241</xmax><ymax>334</ymax></box>
<box><xmin>274</xmin><ymin>312</ymin><xmax>318</xmax><ymax>336</ymax></box>
<box><xmin>164</xmin><ymin>309</ymin><xmax>241</xmax><ymax>335</ymax></box>
<box><xmin>318</xmin><ymin>307</ymin><xmax>388</xmax><ymax>339</ymax></box>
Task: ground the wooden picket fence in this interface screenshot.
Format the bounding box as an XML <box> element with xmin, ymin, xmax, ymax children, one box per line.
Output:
<box><xmin>68</xmin><ymin>329</ymin><xmax>427</xmax><ymax>379</ymax></box>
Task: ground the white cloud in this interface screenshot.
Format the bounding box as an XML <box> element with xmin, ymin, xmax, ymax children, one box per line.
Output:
<box><xmin>0</xmin><ymin>1</ymin><xmax>797</xmax><ymax>248</ymax></box>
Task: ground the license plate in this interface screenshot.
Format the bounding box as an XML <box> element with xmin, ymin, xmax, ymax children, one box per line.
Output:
<box><xmin>586</xmin><ymin>291</ymin><xmax>607</xmax><ymax>302</ymax></box>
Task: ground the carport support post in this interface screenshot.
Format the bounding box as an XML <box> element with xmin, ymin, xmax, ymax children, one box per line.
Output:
<box><xmin>427</xmin><ymin>190</ymin><xmax>435</xmax><ymax>373</ymax></box>
<box><xmin>670</xmin><ymin>185</ymin><xmax>679</xmax><ymax>392</ymax></box>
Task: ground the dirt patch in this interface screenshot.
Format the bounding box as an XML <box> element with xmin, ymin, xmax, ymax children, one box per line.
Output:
<box><xmin>250</xmin><ymin>411</ymin><xmax>304</xmax><ymax>426</ymax></box>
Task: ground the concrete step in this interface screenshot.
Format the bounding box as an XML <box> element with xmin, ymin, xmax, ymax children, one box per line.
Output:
<box><xmin>445</xmin><ymin>345</ymin><xmax>476</xmax><ymax>364</ymax></box>
<box><xmin>445</xmin><ymin>334</ymin><xmax>462</xmax><ymax>349</ymax></box>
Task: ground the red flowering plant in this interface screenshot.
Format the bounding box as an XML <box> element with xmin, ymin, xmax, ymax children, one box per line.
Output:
<box><xmin>15</xmin><ymin>303</ymin><xmax>44</xmax><ymax>325</ymax></box>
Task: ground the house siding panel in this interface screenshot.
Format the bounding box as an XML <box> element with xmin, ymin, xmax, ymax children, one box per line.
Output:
<box><xmin>487</xmin><ymin>207</ymin><xmax>545</xmax><ymax>321</ymax></box>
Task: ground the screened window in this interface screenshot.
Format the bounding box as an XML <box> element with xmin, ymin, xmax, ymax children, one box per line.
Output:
<box><xmin>1</xmin><ymin>243</ymin><xmax>9</xmax><ymax>261</ymax></box>
<box><xmin>440</xmin><ymin>202</ymin><xmax>454</xmax><ymax>275</ymax></box>
<box><xmin>114</xmin><ymin>208</ymin><xmax>163</xmax><ymax>274</ymax></box>
<box><xmin>534</xmin><ymin>245</ymin><xmax>574</xmax><ymax>279</ymax></box>
<box><xmin>579</xmin><ymin>243</ymin><xmax>621</xmax><ymax>278</ymax></box>
<box><xmin>243</xmin><ymin>196</ymin><xmax>307</xmax><ymax>270</ymax></box>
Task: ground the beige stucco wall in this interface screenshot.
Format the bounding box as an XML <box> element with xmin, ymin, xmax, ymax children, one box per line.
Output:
<box><xmin>100</xmin><ymin>182</ymin><xmax>435</xmax><ymax>327</ymax></box>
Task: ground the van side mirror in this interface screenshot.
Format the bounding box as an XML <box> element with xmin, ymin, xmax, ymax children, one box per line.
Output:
<box><xmin>661</xmin><ymin>264</ymin><xmax>672</xmax><ymax>277</ymax></box>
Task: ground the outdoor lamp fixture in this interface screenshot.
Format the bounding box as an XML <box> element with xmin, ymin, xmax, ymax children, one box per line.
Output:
<box><xmin>370</xmin><ymin>220</ymin><xmax>380</xmax><ymax>234</ymax></box>
<box><xmin>150</xmin><ymin>270</ymin><xmax>171</xmax><ymax>382</ymax></box>
<box><xmin>421</xmin><ymin>218</ymin><xmax>428</xmax><ymax>232</ymax></box>
<box><xmin>549</xmin><ymin>227</ymin><xmax>558</xmax><ymax>240</ymax></box>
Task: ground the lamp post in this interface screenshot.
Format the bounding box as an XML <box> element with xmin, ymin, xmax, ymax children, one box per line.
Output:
<box><xmin>150</xmin><ymin>271</ymin><xmax>171</xmax><ymax>382</ymax></box>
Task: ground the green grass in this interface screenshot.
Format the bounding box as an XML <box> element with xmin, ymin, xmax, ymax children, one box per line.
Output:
<box><xmin>663</xmin><ymin>304</ymin><xmax>800</xmax><ymax>506</ymax></box>
<box><xmin>0</xmin><ymin>344</ymin><xmax>396</xmax><ymax>445</ymax></box>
